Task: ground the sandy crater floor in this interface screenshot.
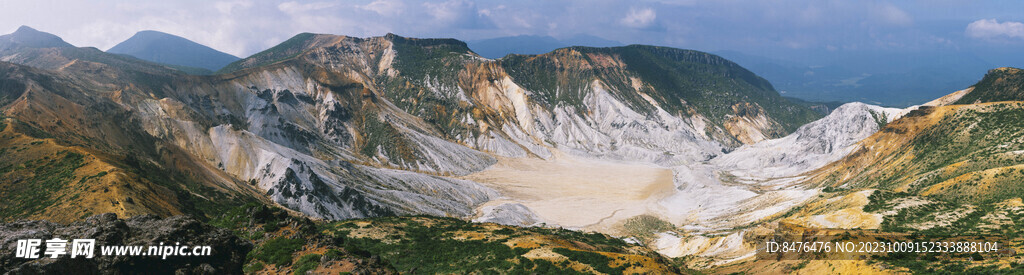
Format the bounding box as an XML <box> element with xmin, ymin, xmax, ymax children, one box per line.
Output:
<box><xmin>463</xmin><ymin>150</ymin><xmax>675</xmax><ymax>233</ymax></box>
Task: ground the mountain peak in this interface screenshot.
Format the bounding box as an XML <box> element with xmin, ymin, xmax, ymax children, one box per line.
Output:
<box><xmin>954</xmin><ymin>66</ymin><xmax>1024</xmax><ymax>104</ymax></box>
<box><xmin>385</xmin><ymin>33</ymin><xmax>469</xmax><ymax>50</ymax></box>
<box><xmin>1</xmin><ymin>25</ymin><xmax>74</xmax><ymax>48</ymax></box>
<box><xmin>15</xmin><ymin>25</ymin><xmax>38</xmax><ymax>33</ymax></box>
<box><xmin>107</xmin><ymin>30</ymin><xmax>239</xmax><ymax>72</ymax></box>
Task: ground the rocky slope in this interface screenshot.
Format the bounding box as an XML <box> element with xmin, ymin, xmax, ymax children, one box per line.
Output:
<box><xmin>689</xmin><ymin>70</ymin><xmax>1024</xmax><ymax>273</ymax></box>
<box><xmin>9</xmin><ymin>26</ymin><xmax>1022</xmax><ymax>274</ymax></box>
<box><xmin>0</xmin><ymin>27</ymin><xmax>820</xmax><ymax>225</ymax></box>
<box><xmin>0</xmin><ymin>213</ymin><xmax>251</xmax><ymax>274</ymax></box>
<box><xmin>712</xmin><ymin>102</ymin><xmax>906</xmax><ymax>179</ymax></box>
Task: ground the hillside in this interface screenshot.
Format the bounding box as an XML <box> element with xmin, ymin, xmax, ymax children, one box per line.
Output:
<box><xmin>0</xmin><ymin>26</ymin><xmax>74</xmax><ymax>49</ymax></box>
<box><xmin>955</xmin><ymin>67</ymin><xmax>1024</xmax><ymax>104</ymax></box>
<box><xmin>19</xmin><ymin>27</ymin><xmax>1024</xmax><ymax>274</ymax></box>
<box><xmin>812</xmin><ymin>95</ymin><xmax>1024</xmax><ymax>204</ymax></box>
<box><xmin>209</xmin><ymin>204</ymin><xmax>681</xmax><ymax>274</ymax></box>
<box><xmin>0</xmin><ymin>28</ymin><xmax>826</xmax><ymax>226</ymax></box>
<box><xmin>108</xmin><ymin>30</ymin><xmax>239</xmax><ymax>72</ymax></box>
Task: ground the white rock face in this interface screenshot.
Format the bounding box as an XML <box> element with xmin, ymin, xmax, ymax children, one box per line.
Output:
<box><xmin>712</xmin><ymin>102</ymin><xmax>906</xmax><ymax>179</ymax></box>
<box><xmin>119</xmin><ymin>35</ymin><xmax>917</xmax><ymax>264</ymax></box>
<box><xmin>457</xmin><ymin>93</ymin><xmax>913</xmax><ymax>263</ymax></box>
<box><xmin>495</xmin><ymin>80</ymin><xmax>723</xmax><ymax>165</ymax></box>
<box><xmin>649</xmin><ymin>102</ymin><xmax>912</xmax><ymax>261</ymax></box>
<box><xmin>121</xmin><ymin>62</ymin><xmax>503</xmax><ymax>220</ymax></box>
<box><xmin>472</xmin><ymin>202</ymin><xmax>545</xmax><ymax>227</ymax></box>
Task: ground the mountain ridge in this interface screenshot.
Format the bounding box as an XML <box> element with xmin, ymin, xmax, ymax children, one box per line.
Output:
<box><xmin>0</xmin><ymin>29</ymin><xmax>820</xmax><ymax>224</ymax></box>
<box><xmin>2</xmin><ymin>27</ymin><xmax>1024</xmax><ymax>273</ymax></box>
<box><xmin>0</xmin><ymin>26</ymin><xmax>74</xmax><ymax>49</ymax></box>
<box><xmin>108</xmin><ymin>30</ymin><xmax>240</xmax><ymax>72</ymax></box>
<box><xmin>466</xmin><ymin>34</ymin><xmax>623</xmax><ymax>59</ymax></box>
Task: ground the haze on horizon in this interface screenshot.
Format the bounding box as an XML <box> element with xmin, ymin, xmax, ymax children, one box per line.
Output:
<box><xmin>0</xmin><ymin>1</ymin><xmax>1020</xmax><ymax>62</ymax></box>
<box><xmin>3</xmin><ymin>0</ymin><xmax>1024</xmax><ymax>106</ymax></box>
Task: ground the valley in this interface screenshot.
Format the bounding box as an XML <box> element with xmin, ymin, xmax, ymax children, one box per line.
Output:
<box><xmin>1</xmin><ymin>24</ymin><xmax>1023</xmax><ymax>274</ymax></box>
<box><xmin>465</xmin><ymin>149</ymin><xmax>675</xmax><ymax>232</ymax></box>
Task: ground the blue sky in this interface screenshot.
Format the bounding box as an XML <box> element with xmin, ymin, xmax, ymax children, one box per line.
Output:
<box><xmin>2</xmin><ymin>0</ymin><xmax>1023</xmax><ymax>65</ymax></box>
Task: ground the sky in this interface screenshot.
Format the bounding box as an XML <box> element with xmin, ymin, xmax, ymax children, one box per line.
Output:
<box><xmin>2</xmin><ymin>0</ymin><xmax>1024</xmax><ymax>66</ymax></box>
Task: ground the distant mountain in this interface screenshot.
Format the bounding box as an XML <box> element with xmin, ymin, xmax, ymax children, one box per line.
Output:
<box><xmin>716</xmin><ymin>50</ymin><xmax>994</xmax><ymax>107</ymax></box>
<box><xmin>107</xmin><ymin>30</ymin><xmax>239</xmax><ymax>72</ymax></box>
<box><xmin>466</xmin><ymin>34</ymin><xmax>622</xmax><ymax>59</ymax></box>
<box><xmin>0</xmin><ymin>26</ymin><xmax>188</xmax><ymax>76</ymax></box>
<box><xmin>0</xmin><ymin>26</ymin><xmax>74</xmax><ymax>49</ymax></box>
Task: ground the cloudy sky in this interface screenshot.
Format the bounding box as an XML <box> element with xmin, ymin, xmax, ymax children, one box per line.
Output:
<box><xmin>2</xmin><ymin>0</ymin><xmax>1023</xmax><ymax>65</ymax></box>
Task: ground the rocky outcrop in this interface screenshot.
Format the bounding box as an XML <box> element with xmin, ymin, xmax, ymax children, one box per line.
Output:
<box><xmin>0</xmin><ymin>213</ymin><xmax>251</xmax><ymax>274</ymax></box>
<box><xmin>713</xmin><ymin>102</ymin><xmax>907</xmax><ymax>179</ymax></box>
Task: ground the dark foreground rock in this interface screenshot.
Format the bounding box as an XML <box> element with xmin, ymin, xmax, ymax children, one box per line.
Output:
<box><xmin>0</xmin><ymin>213</ymin><xmax>251</xmax><ymax>274</ymax></box>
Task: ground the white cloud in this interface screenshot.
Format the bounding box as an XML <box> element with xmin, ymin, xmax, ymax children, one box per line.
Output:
<box><xmin>214</xmin><ymin>0</ymin><xmax>253</xmax><ymax>14</ymax></box>
<box><xmin>420</xmin><ymin>0</ymin><xmax>493</xmax><ymax>30</ymax></box>
<box><xmin>871</xmin><ymin>3</ymin><xmax>911</xmax><ymax>26</ymax></box>
<box><xmin>966</xmin><ymin>19</ymin><xmax>1024</xmax><ymax>40</ymax></box>
<box><xmin>359</xmin><ymin>0</ymin><xmax>404</xmax><ymax>16</ymax></box>
<box><xmin>620</xmin><ymin>7</ymin><xmax>656</xmax><ymax>29</ymax></box>
<box><xmin>423</xmin><ymin>0</ymin><xmax>467</xmax><ymax>22</ymax></box>
<box><xmin>277</xmin><ymin>1</ymin><xmax>336</xmax><ymax>14</ymax></box>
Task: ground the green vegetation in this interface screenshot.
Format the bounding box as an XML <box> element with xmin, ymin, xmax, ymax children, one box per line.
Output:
<box><xmin>11</xmin><ymin>120</ymin><xmax>52</xmax><ymax>139</ymax></box>
<box><xmin>251</xmin><ymin>237</ymin><xmax>305</xmax><ymax>266</ymax></box>
<box><xmin>242</xmin><ymin>262</ymin><xmax>264</xmax><ymax>274</ymax></box>
<box><xmin>77</xmin><ymin>171</ymin><xmax>107</xmax><ymax>184</ymax></box>
<box><xmin>333</xmin><ymin>217</ymin><xmax>557</xmax><ymax>273</ymax></box>
<box><xmin>161</xmin><ymin>63</ymin><xmax>213</xmax><ymax>75</ymax></box>
<box><xmin>358</xmin><ymin>111</ymin><xmax>419</xmax><ymax>164</ymax></box>
<box><xmin>501</xmin><ymin>45</ymin><xmax>820</xmax><ymax>135</ymax></box>
<box><xmin>210</xmin><ymin>203</ymin><xmax>675</xmax><ymax>274</ymax></box>
<box><xmin>902</xmin><ymin>105</ymin><xmax>1024</xmax><ymax>203</ymax></box>
<box><xmin>552</xmin><ymin>248</ymin><xmax>626</xmax><ymax>274</ymax></box>
<box><xmin>0</xmin><ymin>150</ymin><xmax>84</xmax><ymax>219</ymax></box>
<box><xmin>955</xmin><ymin>67</ymin><xmax>1024</xmax><ymax>104</ymax></box>
<box><xmin>120</xmin><ymin>153</ymin><xmax>257</xmax><ymax>221</ymax></box>
<box><xmin>217</xmin><ymin>33</ymin><xmax>317</xmax><ymax>74</ymax></box>
<box><xmin>386</xmin><ymin>34</ymin><xmax>472</xmax><ymax>82</ymax></box>
<box><xmin>622</xmin><ymin>215</ymin><xmax>675</xmax><ymax>242</ymax></box>
<box><xmin>868</xmin><ymin>109</ymin><xmax>889</xmax><ymax>129</ymax></box>
<box><xmin>377</xmin><ymin>35</ymin><xmax>478</xmax><ymax>141</ymax></box>
<box><xmin>862</xmin><ymin>191</ymin><xmax>910</xmax><ymax>213</ymax></box>
<box><xmin>831</xmin><ymin>103</ymin><xmax>1024</xmax><ymax>207</ymax></box>
<box><xmin>292</xmin><ymin>253</ymin><xmax>322</xmax><ymax>275</ymax></box>
<box><xmin>324</xmin><ymin>215</ymin><xmax>663</xmax><ymax>274</ymax></box>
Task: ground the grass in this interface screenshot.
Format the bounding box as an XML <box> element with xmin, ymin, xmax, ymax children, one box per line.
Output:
<box><xmin>955</xmin><ymin>67</ymin><xmax>1024</xmax><ymax>104</ymax></box>
<box><xmin>329</xmin><ymin>215</ymin><xmax>665</xmax><ymax>274</ymax></box>
<box><xmin>334</xmin><ymin>219</ymin><xmax>539</xmax><ymax>273</ymax></box>
<box><xmin>357</xmin><ymin>111</ymin><xmax>419</xmax><ymax>165</ymax></box>
<box><xmin>119</xmin><ymin>153</ymin><xmax>257</xmax><ymax>221</ymax></box>
<box><xmin>292</xmin><ymin>253</ymin><xmax>322</xmax><ymax>275</ymax></box>
<box><xmin>0</xmin><ymin>150</ymin><xmax>85</xmax><ymax>219</ymax></box>
<box><xmin>862</xmin><ymin>191</ymin><xmax>911</xmax><ymax>213</ymax></box>
<box><xmin>209</xmin><ymin>203</ymin><xmax>677</xmax><ymax>274</ymax></box>
<box><xmin>77</xmin><ymin>171</ymin><xmax>107</xmax><ymax>184</ymax></box>
<box><xmin>252</xmin><ymin>237</ymin><xmax>305</xmax><ymax>266</ymax></box>
<box><xmin>622</xmin><ymin>215</ymin><xmax>675</xmax><ymax>242</ymax></box>
<box><xmin>217</xmin><ymin>33</ymin><xmax>316</xmax><ymax>74</ymax></box>
<box><xmin>500</xmin><ymin>45</ymin><xmax>820</xmax><ymax>135</ymax></box>
<box><xmin>552</xmin><ymin>248</ymin><xmax>626</xmax><ymax>274</ymax></box>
